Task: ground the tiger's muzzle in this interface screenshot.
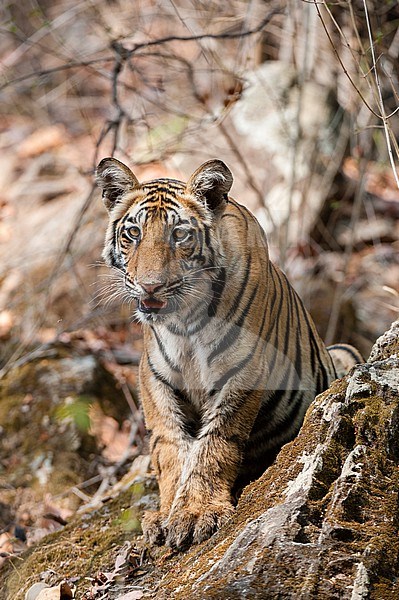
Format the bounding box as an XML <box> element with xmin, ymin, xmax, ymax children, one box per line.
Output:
<box><xmin>136</xmin><ymin>279</ymin><xmax>182</xmax><ymax>315</ymax></box>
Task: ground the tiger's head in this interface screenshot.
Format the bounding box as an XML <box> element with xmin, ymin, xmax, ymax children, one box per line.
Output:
<box><xmin>96</xmin><ymin>158</ymin><xmax>233</xmax><ymax>323</ymax></box>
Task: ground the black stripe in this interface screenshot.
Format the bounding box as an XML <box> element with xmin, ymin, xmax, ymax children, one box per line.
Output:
<box><xmin>279</xmin><ymin>272</ymin><xmax>294</xmax><ymax>358</ymax></box>
<box><xmin>201</xmin><ymin>367</ymin><xmax>267</xmax><ymax>445</ymax></box>
<box><xmin>203</xmin><ymin>223</ymin><xmax>212</xmax><ymax>247</ymax></box>
<box><xmin>185</xmin><ymin>300</ymin><xmax>206</xmax><ymax>328</ymax></box>
<box><xmin>253</xmin><ymin>289</ymin><xmax>269</xmax><ymax>354</ymax></box>
<box><xmin>109</xmin><ymin>247</ymin><xmax>123</xmax><ymax>269</ymax></box>
<box><xmin>207</xmin><ymin>282</ymin><xmax>258</xmax><ymax>365</ymax></box>
<box><xmin>226</xmin><ymin>253</ymin><xmax>252</xmax><ymax>321</ymax></box>
<box><xmin>210</xmin><ymin>350</ymin><xmax>253</xmax><ymax>394</ymax></box>
<box><xmin>108</xmin><ymin>218</ymin><xmax>124</xmax><ymax>268</ymax></box>
<box><xmin>135</xmin><ymin>196</ymin><xmax>180</xmax><ymax>210</ymax></box>
<box><xmin>110</xmin><ymin>219</ymin><xmax>119</xmax><ymax>248</ymax></box>
<box><xmin>188</xmin><ymin>228</ymin><xmax>206</xmax><ymax>263</ymax></box>
<box><xmin>151</xmin><ymin>434</ymin><xmax>164</xmax><ymax>454</ymax></box>
<box><xmin>151</xmin><ymin>326</ymin><xmax>181</xmax><ymax>373</ymax></box>
<box><xmin>205</xmin><ymin>266</ymin><xmax>226</xmax><ymax>319</ymax></box>
<box><xmin>145</xmin><ymin>206</ymin><xmax>168</xmax><ymax>219</ymax></box>
<box><xmin>268</xmin><ymin>270</ymin><xmax>285</xmax><ymax>372</ymax></box>
<box><xmin>147</xmin><ymin>356</ymin><xmax>172</xmax><ymax>388</ymax></box>
<box><xmin>197</xmin><ymin>228</ymin><xmax>204</xmax><ymax>259</ymax></box>
<box><xmin>294</xmin><ymin>291</ymin><xmax>332</xmax><ymax>390</ymax></box>
<box><xmin>289</xmin><ymin>279</ymin><xmax>303</xmax><ymax>379</ymax></box>
<box><xmin>271</xmin><ymin>391</ymin><xmax>307</xmax><ymax>438</ymax></box>
<box><xmin>321</xmin><ymin>363</ymin><xmax>330</xmax><ymax>390</ymax></box>
<box><xmin>142</xmin><ymin>185</ymin><xmax>183</xmax><ymax>197</ymax></box>
<box><xmin>249</xmin><ymin>390</ymin><xmax>287</xmax><ymax>437</ymax></box>
<box><xmin>327</xmin><ymin>344</ymin><xmax>363</xmax><ymax>363</ymax></box>
<box><xmin>166</xmin><ymin>322</ymin><xmax>186</xmax><ymax>336</ymax></box>
<box><xmin>143</xmin><ymin>178</ymin><xmax>184</xmax><ymax>188</ymax></box>
<box><xmin>250</xmin><ymin>390</ymin><xmax>307</xmax><ymax>450</ymax></box>
<box><xmin>147</xmin><ymin>356</ymin><xmax>200</xmax><ymax>437</ymax></box>
<box><xmin>315</xmin><ymin>367</ymin><xmax>322</xmax><ymax>391</ymax></box>
<box><xmin>279</xmin><ymin>271</ymin><xmax>304</xmax><ymax>382</ymax></box>
<box><xmin>121</xmin><ymin>212</ymin><xmax>132</xmax><ymax>224</ymax></box>
<box><xmin>187</xmin><ymin>265</ymin><xmax>225</xmax><ymax>333</ymax></box>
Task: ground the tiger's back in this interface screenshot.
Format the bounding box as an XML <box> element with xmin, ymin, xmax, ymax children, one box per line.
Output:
<box><xmin>96</xmin><ymin>157</ymin><xmax>361</xmax><ymax>550</ymax></box>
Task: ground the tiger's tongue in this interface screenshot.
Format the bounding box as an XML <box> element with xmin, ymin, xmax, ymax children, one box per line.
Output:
<box><xmin>141</xmin><ymin>298</ymin><xmax>167</xmax><ymax>309</ymax></box>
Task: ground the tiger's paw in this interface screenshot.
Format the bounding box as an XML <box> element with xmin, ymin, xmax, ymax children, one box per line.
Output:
<box><xmin>165</xmin><ymin>503</ymin><xmax>234</xmax><ymax>551</ymax></box>
<box><xmin>141</xmin><ymin>510</ymin><xmax>166</xmax><ymax>546</ymax></box>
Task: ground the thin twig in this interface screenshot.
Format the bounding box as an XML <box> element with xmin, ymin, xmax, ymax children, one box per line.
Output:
<box><xmin>1</xmin><ymin>8</ymin><xmax>282</xmax><ymax>92</ymax></box>
<box><xmin>0</xmin><ymin>57</ymin><xmax>115</xmax><ymax>90</ymax></box>
<box><xmin>362</xmin><ymin>0</ymin><xmax>399</xmax><ymax>188</ymax></box>
<box><xmin>311</xmin><ymin>0</ymin><xmax>380</xmax><ymax>118</ymax></box>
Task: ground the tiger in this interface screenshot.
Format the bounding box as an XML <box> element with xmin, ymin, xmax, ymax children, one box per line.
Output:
<box><xmin>95</xmin><ymin>157</ymin><xmax>363</xmax><ymax>551</ymax></box>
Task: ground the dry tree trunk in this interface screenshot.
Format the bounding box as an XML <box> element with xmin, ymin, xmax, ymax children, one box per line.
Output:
<box><xmin>154</xmin><ymin>320</ymin><xmax>399</xmax><ymax>599</ymax></box>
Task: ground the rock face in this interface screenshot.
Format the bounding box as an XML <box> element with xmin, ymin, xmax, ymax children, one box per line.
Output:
<box><xmin>154</xmin><ymin>320</ymin><xmax>399</xmax><ymax>599</ymax></box>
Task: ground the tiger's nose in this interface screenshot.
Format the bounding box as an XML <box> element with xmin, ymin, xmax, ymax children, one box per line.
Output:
<box><xmin>140</xmin><ymin>281</ymin><xmax>164</xmax><ymax>294</ymax></box>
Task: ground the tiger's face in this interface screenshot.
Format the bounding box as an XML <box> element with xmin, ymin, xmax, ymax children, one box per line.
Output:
<box><xmin>96</xmin><ymin>158</ymin><xmax>233</xmax><ymax>322</ymax></box>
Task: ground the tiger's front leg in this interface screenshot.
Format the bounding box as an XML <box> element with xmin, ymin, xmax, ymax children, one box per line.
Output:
<box><xmin>139</xmin><ymin>372</ymin><xmax>191</xmax><ymax>546</ymax></box>
<box><xmin>141</xmin><ymin>428</ymin><xmax>188</xmax><ymax>546</ymax></box>
<box><xmin>140</xmin><ymin>347</ymin><xmax>263</xmax><ymax>549</ymax></box>
<box><xmin>163</xmin><ymin>390</ymin><xmax>263</xmax><ymax>550</ymax></box>
<box><xmin>164</xmin><ymin>433</ymin><xmax>237</xmax><ymax>550</ymax></box>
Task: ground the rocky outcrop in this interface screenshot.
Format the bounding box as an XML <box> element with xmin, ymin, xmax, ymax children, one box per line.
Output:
<box><xmin>153</xmin><ymin>320</ymin><xmax>399</xmax><ymax>599</ymax></box>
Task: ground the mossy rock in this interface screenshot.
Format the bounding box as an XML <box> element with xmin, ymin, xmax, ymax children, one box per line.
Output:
<box><xmin>0</xmin><ymin>346</ymin><xmax>137</xmax><ymax>528</ymax></box>
<box><xmin>0</xmin><ymin>345</ymin><xmax>141</xmax><ymax>564</ymax></box>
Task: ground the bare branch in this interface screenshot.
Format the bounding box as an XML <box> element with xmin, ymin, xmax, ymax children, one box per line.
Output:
<box><xmin>0</xmin><ymin>56</ymin><xmax>115</xmax><ymax>90</ymax></box>
<box><xmin>311</xmin><ymin>0</ymin><xmax>381</xmax><ymax>118</ymax></box>
<box><xmin>112</xmin><ymin>7</ymin><xmax>284</xmax><ymax>58</ymax></box>
<box><xmin>362</xmin><ymin>0</ymin><xmax>399</xmax><ymax>188</ymax></box>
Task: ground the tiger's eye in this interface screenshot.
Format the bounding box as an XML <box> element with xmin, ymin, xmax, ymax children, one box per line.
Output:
<box><xmin>126</xmin><ymin>225</ymin><xmax>141</xmax><ymax>240</ymax></box>
<box><xmin>172</xmin><ymin>227</ymin><xmax>190</xmax><ymax>242</ymax></box>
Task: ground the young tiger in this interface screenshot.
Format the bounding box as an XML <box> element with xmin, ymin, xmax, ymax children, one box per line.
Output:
<box><xmin>96</xmin><ymin>157</ymin><xmax>362</xmax><ymax>551</ymax></box>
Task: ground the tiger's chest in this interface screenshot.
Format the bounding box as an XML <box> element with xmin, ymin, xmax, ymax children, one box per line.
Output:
<box><xmin>151</xmin><ymin>328</ymin><xmax>209</xmax><ymax>395</ymax></box>
<box><xmin>146</xmin><ymin>324</ymin><xmax>241</xmax><ymax>409</ymax></box>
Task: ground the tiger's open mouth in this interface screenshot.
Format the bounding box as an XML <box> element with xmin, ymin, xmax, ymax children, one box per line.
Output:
<box><xmin>138</xmin><ymin>297</ymin><xmax>169</xmax><ymax>314</ymax></box>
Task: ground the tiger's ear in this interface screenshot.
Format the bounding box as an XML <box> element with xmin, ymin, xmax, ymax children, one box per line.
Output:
<box><xmin>95</xmin><ymin>157</ymin><xmax>139</xmax><ymax>211</ymax></box>
<box><xmin>186</xmin><ymin>159</ymin><xmax>233</xmax><ymax>213</ymax></box>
